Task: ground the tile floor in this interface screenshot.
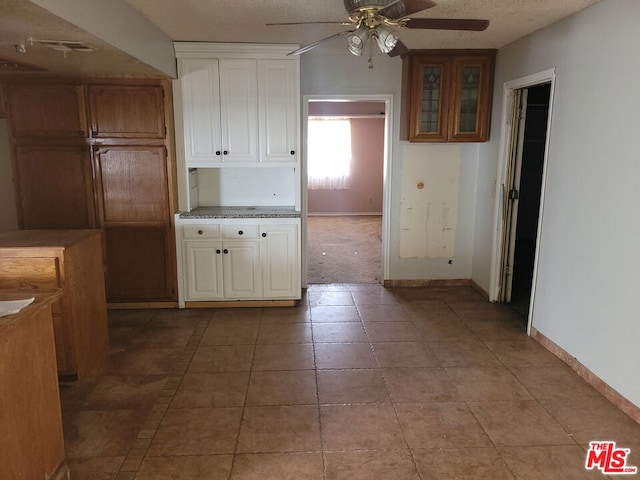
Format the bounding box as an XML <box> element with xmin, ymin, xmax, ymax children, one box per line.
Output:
<box><xmin>60</xmin><ymin>285</ymin><xmax>640</xmax><ymax>479</ymax></box>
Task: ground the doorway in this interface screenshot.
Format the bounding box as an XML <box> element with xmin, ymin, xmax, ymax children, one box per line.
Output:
<box><xmin>489</xmin><ymin>69</ymin><xmax>556</xmax><ymax>333</ymax></box>
<box><xmin>302</xmin><ymin>95</ymin><xmax>393</xmax><ymax>286</ymax></box>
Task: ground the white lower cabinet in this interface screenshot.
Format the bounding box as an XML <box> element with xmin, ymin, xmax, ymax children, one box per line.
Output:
<box><xmin>178</xmin><ymin>218</ymin><xmax>300</xmax><ymax>304</ymax></box>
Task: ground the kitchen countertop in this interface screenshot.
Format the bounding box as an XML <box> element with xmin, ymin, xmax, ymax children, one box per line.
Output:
<box><xmin>178</xmin><ymin>206</ymin><xmax>301</xmax><ymax>219</ymax></box>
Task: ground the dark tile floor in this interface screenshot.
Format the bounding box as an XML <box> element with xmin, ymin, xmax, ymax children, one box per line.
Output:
<box><xmin>60</xmin><ymin>285</ymin><xmax>640</xmax><ymax>479</ymax></box>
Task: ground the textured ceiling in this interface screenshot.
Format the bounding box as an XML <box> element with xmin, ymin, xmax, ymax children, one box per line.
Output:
<box><xmin>123</xmin><ymin>0</ymin><xmax>601</xmax><ymax>52</ymax></box>
<box><xmin>0</xmin><ymin>0</ymin><xmax>601</xmax><ymax>77</ymax></box>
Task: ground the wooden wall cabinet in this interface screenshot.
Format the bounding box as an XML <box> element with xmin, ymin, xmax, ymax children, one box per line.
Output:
<box><xmin>401</xmin><ymin>50</ymin><xmax>496</xmax><ymax>143</ymax></box>
<box><xmin>0</xmin><ymin>230</ymin><xmax>109</xmax><ymax>379</ymax></box>
<box><xmin>5</xmin><ymin>83</ymin><xmax>87</xmax><ymax>140</ymax></box>
<box><xmin>88</xmin><ymin>84</ymin><xmax>165</xmax><ymax>139</ymax></box>
<box><xmin>3</xmin><ymin>79</ymin><xmax>178</xmax><ymax>305</ymax></box>
<box><xmin>13</xmin><ymin>145</ymin><xmax>96</xmax><ymax>229</ymax></box>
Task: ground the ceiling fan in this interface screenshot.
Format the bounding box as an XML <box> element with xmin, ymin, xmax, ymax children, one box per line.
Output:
<box><xmin>267</xmin><ymin>0</ymin><xmax>490</xmax><ymax>58</ymax></box>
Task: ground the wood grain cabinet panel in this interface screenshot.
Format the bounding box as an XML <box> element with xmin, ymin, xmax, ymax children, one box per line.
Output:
<box><xmin>104</xmin><ymin>226</ymin><xmax>173</xmax><ymax>301</ymax></box>
<box><xmin>88</xmin><ymin>84</ymin><xmax>165</xmax><ymax>138</ymax></box>
<box><xmin>13</xmin><ymin>145</ymin><xmax>96</xmax><ymax>229</ymax></box>
<box><xmin>5</xmin><ymin>84</ymin><xmax>87</xmax><ymax>139</ymax></box>
<box><xmin>93</xmin><ymin>146</ymin><xmax>169</xmax><ymax>223</ymax></box>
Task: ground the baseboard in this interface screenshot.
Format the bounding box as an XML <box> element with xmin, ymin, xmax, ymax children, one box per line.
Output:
<box><xmin>383</xmin><ymin>279</ymin><xmax>471</xmax><ymax>288</ymax></box>
<box><xmin>185</xmin><ymin>300</ymin><xmax>297</xmax><ymax>308</ymax></box>
<box><xmin>308</xmin><ymin>212</ymin><xmax>382</xmax><ymax>216</ymax></box>
<box><xmin>107</xmin><ymin>301</ymin><xmax>179</xmax><ymax>310</ymax></box>
<box><xmin>531</xmin><ymin>327</ymin><xmax>640</xmax><ymax>424</ymax></box>
<box><xmin>470</xmin><ymin>279</ymin><xmax>490</xmax><ymax>300</ymax></box>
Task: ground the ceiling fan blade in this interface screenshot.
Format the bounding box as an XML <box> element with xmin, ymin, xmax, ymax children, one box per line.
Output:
<box><xmin>404</xmin><ymin>18</ymin><xmax>490</xmax><ymax>31</ymax></box>
<box><xmin>266</xmin><ymin>21</ymin><xmax>351</xmax><ymax>26</ymax></box>
<box><xmin>378</xmin><ymin>0</ymin><xmax>436</xmax><ymax>20</ymax></box>
<box><xmin>287</xmin><ymin>30</ymin><xmax>356</xmax><ymax>56</ymax></box>
<box><xmin>387</xmin><ymin>39</ymin><xmax>409</xmax><ymax>58</ymax></box>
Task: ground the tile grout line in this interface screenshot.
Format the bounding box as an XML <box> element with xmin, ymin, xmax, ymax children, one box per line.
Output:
<box><xmin>114</xmin><ymin>316</ymin><xmax>210</xmax><ymax>480</ymax></box>
<box><xmin>227</xmin><ymin>308</ymin><xmax>263</xmax><ymax>480</ymax></box>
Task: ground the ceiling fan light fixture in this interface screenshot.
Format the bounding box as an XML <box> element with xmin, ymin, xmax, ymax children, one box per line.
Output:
<box><xmin>347</xmin><ymin>27</ymin><xmax>369</xmax><ymax>56</ymax></box>
<box><xmin>374</xmin><ymin>25</ymin><xmax>398</xmax><ymax>54</ymax></box>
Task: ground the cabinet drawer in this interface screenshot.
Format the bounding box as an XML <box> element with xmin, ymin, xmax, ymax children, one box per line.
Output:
<box><xmin>0</xmin><ymin>257</ymin><xmax>61</xmax><ymax>289</ymax></box>
<box><xmin>222</xmin><ymin>225</ymin><xmax>259</xmax><ymax>239</ymax></box>
<box><xmin>183</xmin><ymin>224</ymin><xmax>220</xmax><ymax>239</ymax></box>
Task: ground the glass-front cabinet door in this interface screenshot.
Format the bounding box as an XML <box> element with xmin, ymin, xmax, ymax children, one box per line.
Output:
<box><xmin>409</xmin><ymin>56</ymin><xmax>450</xmax><ymax>142</ymax></box>
<box><xmin>448</xmin><ymin>55</ymin><xmax>493</xmax><ymax>142</ymax></box>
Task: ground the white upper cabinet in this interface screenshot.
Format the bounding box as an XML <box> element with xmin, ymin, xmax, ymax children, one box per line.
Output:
<box><xmin>258</xmin><ymin>60</ymin><xmax>299</xmax><ymax>164</ymax></box>
<box><xmin>179</xmin><ymin>59</ymin><xmax>223</xmax><ymax>165</ymax></box>
<box><xmin>175</xmin><ymin>43</ymin><xmax>300</xmax><ymax>168</ymax></box>
<box><xmin>219</xmin><ymin>59</ymin><xmax>258</xmax><ymax>164</ymax></box>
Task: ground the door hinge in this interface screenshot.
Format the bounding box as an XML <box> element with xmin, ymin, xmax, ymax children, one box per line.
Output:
<box><xmin>508</xmin><ymin>188</ymin><xmax>519</xmax><ymax>200</ymax></box>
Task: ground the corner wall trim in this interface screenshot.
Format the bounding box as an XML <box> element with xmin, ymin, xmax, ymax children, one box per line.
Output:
<box><xmin>531</xmin><ymin>327</ymin><xmax>639</xmax><ymax>425</ymax></box>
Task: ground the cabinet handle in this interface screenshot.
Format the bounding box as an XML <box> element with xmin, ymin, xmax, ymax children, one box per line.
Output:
<box><xmin>223</xmin><ymin>150</ymin><xmax>229</xmax><ymax>155</ymax></box>
<box><xmin>215</xmin><ymin>151</ymin><xmax>221</xmax><ymax>156</ymax></box>
<box><xmin>238</xmin><ymin>230</ymin><xmax>243</xmax><ymax>235</ymax></box>
<box><xmin>216</xmin><ymin>249</ymin><xmax>221</xmax><ymax>254</ymax></box>
<box><xmin>290</xmin><ymin>150</ymin><xmax>295</xmax><ymax>155</ymax></box>
<box><xmin>261</xmin><ymin>232</ymin><xmax>267</xmax><ymax>238</ymax></box>
<box><xmin>198</xmin><ymin>229</ymin><xmax>203</xmax><ymax>235</ymax></box>
<box><xmin>223</xmin><ymin>249</ymin><xmax>229</xmax><ymax>254</ymax></box>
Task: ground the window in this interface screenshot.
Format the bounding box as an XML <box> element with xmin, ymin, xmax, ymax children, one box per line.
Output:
<box><xmin>307</xmin><ymin>118</ymin><xmax>352</xmax><ymax>190</ymax></box>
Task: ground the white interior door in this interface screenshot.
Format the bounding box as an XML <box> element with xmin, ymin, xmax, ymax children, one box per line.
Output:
<box><xmin>500</xmin><ymin>89</ymin><xmax>528</xmax><ymax>302</ymax></box>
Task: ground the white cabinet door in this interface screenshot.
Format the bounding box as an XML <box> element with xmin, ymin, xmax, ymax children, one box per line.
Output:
<box><xmin>179</xmin><ymin>59</ymin><xmax>223</xmax><ymax>166</ymax></box>
<box><xmin>258</xmin><ymin>60</ymin><xmax>298</xmax><ymax>164</ymax></box>
<box><xmin>222</xmin><ymin>240</ymin><xmax>261</xmax><ymax>299</ymax></box>
<box><xmin>219</xmin><ymin>59</ymin><xmax>258</xmax><ymax>164</ymax></box>
<box><xmin>183</xmin><ymin>240</ymin><xmax>224</xmax><ymax>300</ymax></box>
<box><xmin>260</xmin><ymin>224</ymin><xmax>300</xmax><ymax>298</ymax></box>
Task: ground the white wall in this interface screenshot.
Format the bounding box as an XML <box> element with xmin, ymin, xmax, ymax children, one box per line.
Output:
<box><xmin>0</xmin><ymin>120</ymin><xmax>18</xmax><ymax>232</ymax></box>
<box><xmin>473</xmin><ymin>0</ymin><xmax>640</xmax><ymax>407</ymax></box>
<box><xmin>301</xmin><ymin>53</ymin><xmax>478</xmax><ymax>281</ymax></box>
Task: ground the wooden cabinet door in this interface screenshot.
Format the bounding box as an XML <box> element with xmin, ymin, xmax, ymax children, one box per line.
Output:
<box><xmin>88</xmin><ymin>85</ymin><xmax>165</xmax><ymax>139</ymax></box>
<box><xmin>93</xmin><ymin>146</ymin><xmax>169</xmax><ymax>224</ymax></box>
<box><xmin>13</xmin><ymin>146</ymin><xmax>96</xmax><ymax>229</ymax></box>
<box><xmin>219</xmin><ymin>59</ymin><xmax>258</xmax><ymax>164</ymax></box>
<box><xmin>448</xmin><ymin>55</ymin><xmax>494</xmax><ymax>142</ymax></box>
<box><xmin>409</xmin><ymin>55</ymin><xmax>451</xmax><ymax>142</ymax></box>
<box><xmin>5</xmin><ymin>84</ymin><xmax>87</xmax><ymax>139</ymax></box>
<box><xmin>258</xmin><ymin>59</ymin><xmax>298</xmax><ymax>164</ymax></box>
<box><xmin>183</xmin><ymin>240</ymin><xmax>223</xmax><ymax>300</ymax></box>
<box><xmin>104</xmin><ymin>226</ymin><xmax>174</xmax><ymax>301</ymax></box>
<box><xmin>261</xmin><ymin>224</ymin><xmax>299</xmax><ymax>298</ymax></box>
<box><xmin>222</xmin><ymin>240</ymin><xmax>261</xmax><ymax>299</ymax></box>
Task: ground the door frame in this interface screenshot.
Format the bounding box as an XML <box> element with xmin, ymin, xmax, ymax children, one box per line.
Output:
<box><xmin>489</xmin><ymin>69</ymin><xmax>556</xmax><ymax>334</ymax></box>
<box><xmin>301</xmin><ymin>94</ymin><xmax>393</xmax><ymax>287</ymax></box>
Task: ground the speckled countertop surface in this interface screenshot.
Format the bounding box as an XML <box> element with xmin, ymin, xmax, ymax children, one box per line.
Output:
<box><xmin>178</xmin><ymin>206</ymin><xmax>301</xmax><ymax>219</ymax></box>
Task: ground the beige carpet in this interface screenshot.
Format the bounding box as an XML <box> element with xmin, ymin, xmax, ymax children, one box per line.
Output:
<box><xmin>306</xmin><ymin>215</ymin><xmax>382</xmax><ymax>284</ymax></box>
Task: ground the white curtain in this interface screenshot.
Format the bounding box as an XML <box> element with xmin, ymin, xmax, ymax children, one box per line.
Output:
<box><xmin>307</xmin><ymin>118</ymin><xmax>352</xmax><ymax>190</ymax></box>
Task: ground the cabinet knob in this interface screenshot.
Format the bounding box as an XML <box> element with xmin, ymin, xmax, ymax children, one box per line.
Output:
<box><xmin>216</xmin><ymin>249</ymin><xmax>221</xmax><ymax>254</ymax></box>
<box><xmin>290</xmin><ymin>150</ymin><xmax>295</xmax><ymax>155</ymax></box>
<box><xmin>198</xmin><ymin>229</ymin><xmax>203</xmax><ymax>235</ymax></box>
<box><xmin>261</xmin><ymin>232</ymin><xmax>267</xmax><ymax>238</ymax></box>
<box><xmin>223</xmin><ymin>150</ymin><xmax>229</xmax><ymax>155</ymax></box>
<box><xmin>238</xmin><ymin>230</ymin><xmax>243</xmax><ymax>235</ymax></box>
<box><xmin>215</xmin><ymin>151</ymin><xmax>221</xmax><ymax>156</ymax></box>
<box><xmin>223</xmin><ymin>249</ymin><xmax>229</xmax><ymax>254</ymax></box>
